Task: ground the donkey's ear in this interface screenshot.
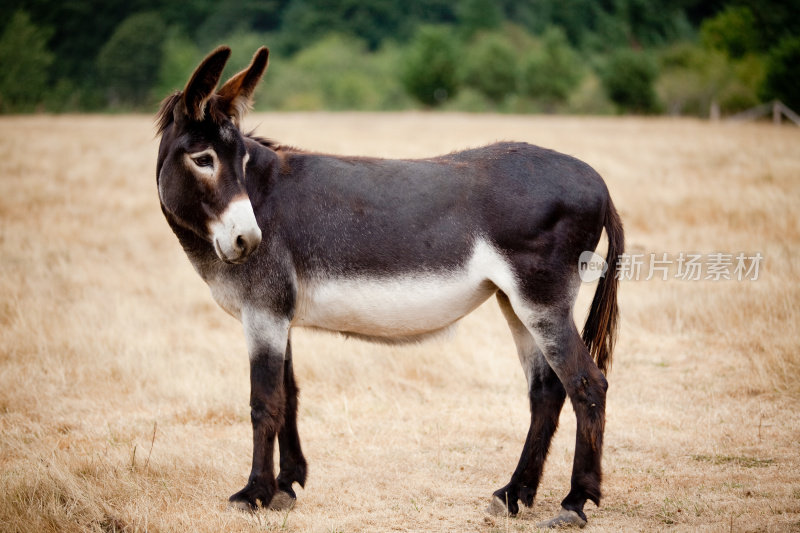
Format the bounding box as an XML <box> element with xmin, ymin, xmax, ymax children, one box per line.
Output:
<box><xmin>182</xmin><ymin>46</ymin><xmax>231</xmax><ymax>121</ymax></box>
<box><xmin>217</xmin><ymin>47</ymin><xmax>269</xmax><ymax>126</ymax></box>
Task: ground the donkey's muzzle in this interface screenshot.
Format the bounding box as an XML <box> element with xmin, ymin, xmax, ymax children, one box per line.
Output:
<box><xmin>214</xmin><ymin>225</ymin><xmax>261</xmax><ymax>264</ymax></box>
<box><xmin>210</xmin><ymin>198</ymin><xmax>262</xmax><ymax>264</ymax></box>
<box><xmin>233</xmin><ymin>226</ymin><xmax>262</xmax><ymax>260</ymax></box>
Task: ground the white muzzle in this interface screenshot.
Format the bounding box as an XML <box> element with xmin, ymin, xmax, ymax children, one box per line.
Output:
<box><xmin>209</xmin><ymin>197</ymin><xmax>262</xmax><ymax>264</ymax></box>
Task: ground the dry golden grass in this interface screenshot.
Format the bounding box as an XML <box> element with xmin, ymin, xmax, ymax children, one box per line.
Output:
<box><xmin>1</xmin><ymin>113</ymin><xmax>799</xmax><ymax>532</ymax></box>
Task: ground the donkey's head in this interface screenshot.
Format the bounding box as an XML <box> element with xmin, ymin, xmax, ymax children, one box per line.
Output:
<box><xmin>156</xmin><ymin>46</ymin><xmax>268</xmax><ymax>264</ymax></box>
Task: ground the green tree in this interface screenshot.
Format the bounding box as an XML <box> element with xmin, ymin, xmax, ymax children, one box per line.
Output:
<box><xmin>0</xmin><ymin>11</ymin><xmax>53</xmax><ymax>112</ymax></box>
<box><xmin>259</xmin><ymin>35</ymin><xmax>409</xmax><ymax>111</ymax></box>
<box><xmin>195</xmin><ymin>0</ymin><xmax>286</xmax><ymax>44</ymax></box>
<box><xmin>602</xmin><ymin>49</ymin><xmax>660</xmax><ymax>113</ymax></box>
<box><xmin>463</xmin><ymin>33</ymin><xmax>518</xmax><ymax>103</ymax></box>
<box><xmin>657</xmin><ymin>43</ymin><xmax>724</xmax><ymax>116</ymax></box>
<box><xmin>457</xmin><ymin>0</ymin><xmax>502</xmax><ymax>38</ymax></box>
<box><xmin>762</xmin><ymin>36</ymin><xmax>800</xmax><ymax>111</ymax></box>
<box><xmin>280</xmin><ymin>0</ymin><xmax>406</xmax><ymax>52</ymax></box>
<box><xmin>155</xmin><ymin>29</ymin><xmax>201</xmax><ymax>97</ymax></box>
<box><xmin>290</xmin><ymin>34</ymin><xmax>379</xmax><ymax>109</ymax></box>
<box><xmin>96</xmin><ymin>12</ymin><xmax>167</xmax><ymax>107</ymax></box>
<box><xmin>401</xmin><ymin>26</ymin><xmax>460</xmax><ymax>107</ymax></box>
<box><xmin>700</xmin><ymin>6</ymin><xmax>759</xmax><ymax>58</ymax></box>
<box><xmin>618</xmin><ymin>0</ymin><xmax>692</xmax><ymax>47</ymax></box>
<box><xmin>521</xmin><ymin>26</ymin><xmax>582</xmax><ymax>108</ymax></box>
<box><xmin>734</xmin><ymin>0</ymin><xmax>800</xmax><ymax>54</ymax></box>
<box><xmin>520</xmin><ymin>0</ymin><xmax>599</xmax><ymax>47</ymax></box>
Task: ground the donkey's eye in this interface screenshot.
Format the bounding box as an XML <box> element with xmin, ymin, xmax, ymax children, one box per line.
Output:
<box><xmin>193</xmin><ymin>155</ymin><xmax>213</xmax><ymax>168</ymax></box>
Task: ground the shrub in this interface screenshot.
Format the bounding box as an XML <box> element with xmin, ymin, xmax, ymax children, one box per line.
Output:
<box><xmin>291</xmin><ymin>34</ymin><xmax>377</xmax><ymax>110</ymax></box>
<box><xmin>96</xmin><ymin>12</ymin><xmax>166</xmax><ymax>108</ymax></box>
<box><xmin>657</xmin><ymin>43</ymin><xmax>725</xmax><ymax>116</ymax></box>
<box><xmin>521</xmin><ymin>27</ymin><xmax>583</xmax><ymax>109</ymax></box>
<box><xmin>456</xmin><ymin>0</ymin><xmax>503</xmax><ymax>38</ymax></box>
<box><xmin>155</xmin><ymin>30</ymin><xmax>201</xmax><ymax>97</ymax></box>
<box><xmin>462</xmin><ymin>33</ymin><xmax>518</xmax><ymax>104</ymax></box>
<box><xmin>700</xmin><ymin>6</ymin><xmax>760</xmax><ymax>59</ymax></box>
<box><xmin>401</xmin><ymin>26</ymin><xmax>460</xmax><ymax>107</ymax></box>
<box><xmin>258</xmin><ymin>34</ymin><xmax>409</xmax><ymax>111</ymax></box>
<box><xmin>762</xmin><ymin>36</ymin><xmax>800</xmax><ymax>111</ymax></box>
<box><xmin>0</xmin><ymin>11</ymin><xmax>53</xmax><ymax>113</ymax></box>
<box><xmin>601</xmin><ymin>49</ymin><xmax>660</xmax><ymax>114</ymax></box>
<box><xmin>566</xmin><ymin>72</ymin><xmax>615</xmax><ymax>114</ymax></box>
<box><xmin>657</xmin><ymin>43</ymin><xmax>765</xmax><ymax>117</ymax></box>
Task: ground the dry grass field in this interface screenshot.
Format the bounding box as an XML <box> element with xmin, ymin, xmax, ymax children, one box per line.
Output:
<box><xmin>1</xmin><ymin>112</ymin><xmax>799</xmax><ymax>532</ymax></box>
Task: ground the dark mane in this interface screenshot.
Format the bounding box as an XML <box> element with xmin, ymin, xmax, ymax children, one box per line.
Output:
<box><xmin>246</xmin><ymin>132</ymin><xmax>305</xmax><ymax>153</ymax></box>
<box><xmin>155</xmin><ymin>92</ymin><xmax>232</xmax><ymax>136</ymax></box>
<box><xmin>156</xmin><ymin>92</ymin><xmax>181</xmax><ymax>135</ymax></box>
<box><xmin>246</xmin><ymin>132</ymin><xmax>280</xmax><ymax>149</ymax></box>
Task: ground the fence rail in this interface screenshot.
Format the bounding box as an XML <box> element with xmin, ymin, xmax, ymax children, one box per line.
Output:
<box><xmin>726</xmin><ymin>100</ymin><xmax>800</xmax><ymax>126</ymax></box>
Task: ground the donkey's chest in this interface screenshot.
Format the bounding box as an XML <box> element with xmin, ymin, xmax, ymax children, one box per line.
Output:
<box><xmin>293</xmin><ymin>272</ymin><xmax>496</xmax><ymax>340</ymax></box>
<box><xmin>207</xmin><ymin>275</ymin><xmax>243</xmax><ymax>319</ymax></box>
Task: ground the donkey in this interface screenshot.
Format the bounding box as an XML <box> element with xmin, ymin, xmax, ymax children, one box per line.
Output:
<box><xmin>155</xmin><ymin>46</ymin><xmax>623</xmax><ymax>528</ymax></box>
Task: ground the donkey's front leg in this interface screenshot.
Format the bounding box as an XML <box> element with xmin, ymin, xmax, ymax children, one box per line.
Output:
<box><xmin>229</xmin><ymin>309</ymin><xmax>290</xmax><ymax>511</ymax></box>
<box><xmin>276</xmin><ymin>342</ymin><xmax>307</xmax><ymax>502</ymax></box>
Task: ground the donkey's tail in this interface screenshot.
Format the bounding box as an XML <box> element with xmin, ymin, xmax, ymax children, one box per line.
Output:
<box><xmin>582</xmin><ymin>196</ymin><xmax>624</xmax><ymax>375</ymax></box>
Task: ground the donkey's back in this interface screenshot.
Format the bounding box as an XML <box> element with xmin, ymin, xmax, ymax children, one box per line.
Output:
<box><xmin>268</xmin><ymin>141</ymin><xmax>609</xmax><ymax>277</ymax></box>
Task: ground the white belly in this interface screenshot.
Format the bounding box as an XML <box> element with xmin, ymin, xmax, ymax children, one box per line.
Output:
<box><xmin>292</xmin><ymin>239</ymin><xmax>517</xmax><ymax>340</ymax></box>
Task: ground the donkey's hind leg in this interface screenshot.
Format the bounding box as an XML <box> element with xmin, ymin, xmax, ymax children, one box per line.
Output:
<box><xmin>522</xmin><ymin>301</ymin><xmax>608</xmax><ymax>527</ymax></box>
<box><xmin>487</xmin><ymin>292</ymin><xmax>566</xmax><ymax>517</ymax></box>
<box><xmin>274</xmin><ymin>341</ymin><xmax>307</xmax><ymax>509</ymax></box>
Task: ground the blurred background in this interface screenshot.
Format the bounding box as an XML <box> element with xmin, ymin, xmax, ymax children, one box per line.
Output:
<box><xmin>2</xmin><ymin>2</ymin><xmax>800</xmax><ymax>531</ymax></box>
<box><xmin>0</xmin><ymin>0</ymin><xmax>798</xmax><ymax>116</ymax></box>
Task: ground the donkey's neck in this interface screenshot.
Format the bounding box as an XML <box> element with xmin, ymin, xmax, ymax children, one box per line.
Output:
<box><xmin>165</xmin><ymin>216</ymin><xmax>219</xmax><ymax>278</ymax></box>
<box><xmin>242</xmin><ymin>136</ymin><xmax>282</xmax><ymax>206</ymax></box>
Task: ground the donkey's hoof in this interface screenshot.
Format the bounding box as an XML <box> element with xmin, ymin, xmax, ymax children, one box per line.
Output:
<box><xmin>486</xmin><ymin>495</ymin><xmax>515</xmax><ymax>517</ymax></box>
<box><xmin>268</xmin><ymin>490</ymin><xmax>296</xmax><ymax>511</ymax></box>
<box><xmin>536</xmin><ymin>508</ymin><xmax>587</xmax><ymax>529</ymax></box>
<box><xmin>228</xmin><ymin>483</ymin><xmax>273</xmax><ymax>512</ymax></box>
<box><xmin>228</xmin><ymin>498</ymin><xmax>256</xmax><ymax>512</ymax></box>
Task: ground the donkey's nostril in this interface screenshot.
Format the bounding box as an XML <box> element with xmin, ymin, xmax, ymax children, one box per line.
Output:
<box><xmin>228</xmin><ymin>227</ymin><xmax>261</xmax><ymax>262</ymax></box>
<box><xmin>235</xmin><ymin>234</ymin><xmax>246</xmax><ymax>252</ymax></box>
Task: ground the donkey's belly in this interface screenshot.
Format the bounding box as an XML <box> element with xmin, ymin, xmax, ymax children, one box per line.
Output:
<box><xmin>292</xmin><ymin>239</ymin><xmax>518</xmax><ymax>341</ymax></box>
<box><xmin>294</xmin><ymin>273</ymin><xmax>497</xmax><ymax>339</ymax></box>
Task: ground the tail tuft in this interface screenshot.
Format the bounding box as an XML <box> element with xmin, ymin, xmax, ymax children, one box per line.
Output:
<box><xmin>582</xmin><ymin>198</ymin><xmax>624</xmax><ymax>374</ymax></box>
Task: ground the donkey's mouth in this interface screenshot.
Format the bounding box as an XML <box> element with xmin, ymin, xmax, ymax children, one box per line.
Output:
<box><xmin>214</xmin><ymin>238</ymin><xmax>251</xmax><ymax>265</ymax></box>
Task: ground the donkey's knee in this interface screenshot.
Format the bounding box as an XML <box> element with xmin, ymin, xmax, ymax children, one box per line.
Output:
<box><xmin>535</xmin><ymin>325</ymin><xmax>607</xmax><ymax>409</ymax></box>
<box><xmin>250</xmin><ymin>394</ymin><xmax>286</xmax><ymax>435</ymax></box>
<box><xmin>566</xmin><ymin>370</ymin><xmax>607</xmax><ymax>409</ymax></box>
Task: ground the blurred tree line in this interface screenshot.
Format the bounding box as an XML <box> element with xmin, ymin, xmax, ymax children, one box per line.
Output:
<box><xmin>0</xmin><ymin>0</ymin><xmax>797</xmax><ymax>115</ymax></box>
